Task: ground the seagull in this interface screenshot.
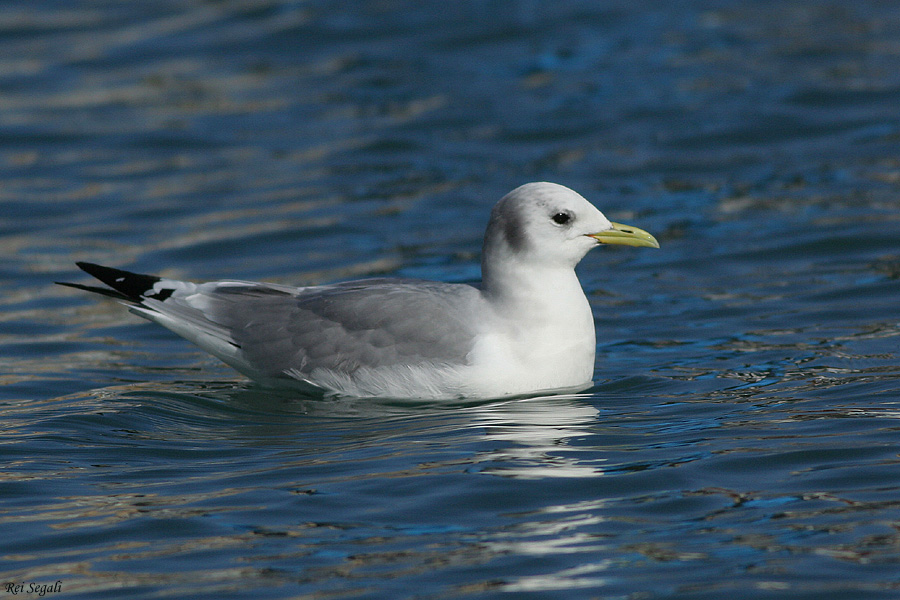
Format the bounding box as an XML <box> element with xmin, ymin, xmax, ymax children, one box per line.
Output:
<box><xmin>58</xmin><ymin>182</ymin><xmax>658</xmax><ymax>400</ymax></box>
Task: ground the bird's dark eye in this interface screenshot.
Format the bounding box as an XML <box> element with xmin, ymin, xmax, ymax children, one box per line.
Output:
<box><xmin>551</xmin><ymin>211</ymin><xmax>572</xmax><ymax>225</ymax></box>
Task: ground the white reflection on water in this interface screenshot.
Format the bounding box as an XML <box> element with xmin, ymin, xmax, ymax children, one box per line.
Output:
<box><xmin>465</xmin><ymin>393</ymin><xmax>605</xmax><ymax>479</ymax></box>
<box><xmin>501</xmin><ymin>560</ymin><xmax>613</xmax><ymax>592</ymax></box>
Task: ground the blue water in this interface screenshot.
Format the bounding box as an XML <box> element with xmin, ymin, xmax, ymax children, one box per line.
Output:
<box><xmin>3</xmin><ymin>1</ymin><xmax>900</xmax><ymax>598</ymax></box>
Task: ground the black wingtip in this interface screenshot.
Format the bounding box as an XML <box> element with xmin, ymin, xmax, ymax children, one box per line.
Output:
<box><xmin>55</xmin><ymin>280</ymin><xmax>132</xmax><ymax>301</ymax></box>
<box><xmin>60</xmin><ymin>262</ymin><xmax>166</xmax><ymax>302</ymax></box>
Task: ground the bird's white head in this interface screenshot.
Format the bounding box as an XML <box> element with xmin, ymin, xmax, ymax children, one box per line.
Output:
<box><xmin>482</xmin><ymin>182</ymin><xmax>658</xmax><ymax>276</ymax></box>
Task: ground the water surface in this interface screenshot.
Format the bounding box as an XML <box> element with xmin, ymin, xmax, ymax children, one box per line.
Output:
<box><xmin>2</xmin><ymin>1</ymin><xmax>900</xmax><ymax>598</ymax></box>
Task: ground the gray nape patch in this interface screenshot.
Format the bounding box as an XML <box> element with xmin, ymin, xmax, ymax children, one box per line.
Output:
<box><xmin>502</xmin><ymin>205</ymin><xmax>529</xmax><ymax>253</ymax></box>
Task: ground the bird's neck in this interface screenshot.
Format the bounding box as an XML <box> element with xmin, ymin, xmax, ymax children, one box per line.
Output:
<box><xmin>481</xmin><ymin>256</ymin><xmax>592</xmax><ymax>328</ymax></box>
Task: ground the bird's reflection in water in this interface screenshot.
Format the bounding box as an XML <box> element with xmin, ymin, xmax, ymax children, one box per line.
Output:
<box><xmin>465</xmin><ymin>394</ymin><xmax>604</xmax><ymax>479</ymax></box>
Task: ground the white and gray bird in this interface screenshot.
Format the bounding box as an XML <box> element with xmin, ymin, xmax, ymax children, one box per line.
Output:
<box><xmin>59</xmin><ymin>182</ymin><xmax>658</xmax><ymax>400</ymax></box>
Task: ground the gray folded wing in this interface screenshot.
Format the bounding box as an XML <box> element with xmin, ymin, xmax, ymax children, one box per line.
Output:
<box><xmin>198</xmin><ymin>279</ymin><xmax>485</xmax><ymax>380</ymax></box>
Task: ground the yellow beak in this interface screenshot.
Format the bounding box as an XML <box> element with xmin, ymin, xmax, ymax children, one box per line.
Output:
<box><xmin>587</xmin><ymin>222</ymin><xmax>659</xmax><ymax>248</ymax></box>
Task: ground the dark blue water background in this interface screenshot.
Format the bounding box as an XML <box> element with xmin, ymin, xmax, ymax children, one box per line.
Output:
<box><xmin>2</xmin><ymin>1</ymin><xmax>900</xmax><ymax>598</ymax></box>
